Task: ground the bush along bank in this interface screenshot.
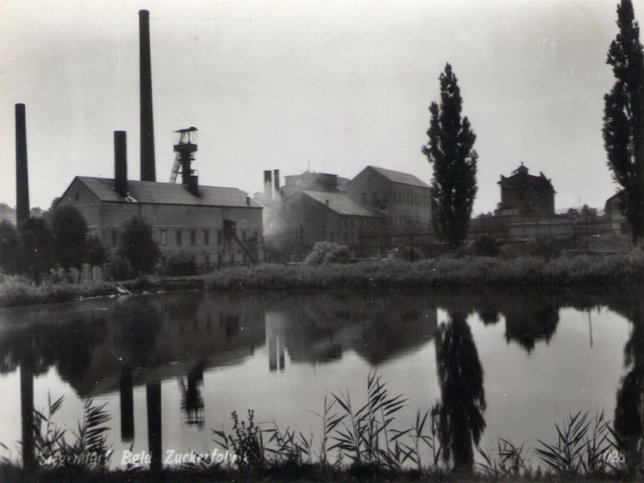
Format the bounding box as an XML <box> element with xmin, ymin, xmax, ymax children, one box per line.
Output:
<box><xmin>0</xmin><ymin>275</ymin><xmax>117</xmax><ymax>308</ymax></box>
<box><xmin>206</xmin><ymin>252</ymin><xmax>644</xmax><ymax>290</ymax></box>
<box><xmin>0</xmin><ymin>274</ymin><xmax>205</xmax><ymax>308</ymax></box>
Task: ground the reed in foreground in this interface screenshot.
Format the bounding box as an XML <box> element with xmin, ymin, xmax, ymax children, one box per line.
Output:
<box><xmin>2</xmin><ymin>376</ymin><xmax>642</xmax><ymax>480</ymax></box>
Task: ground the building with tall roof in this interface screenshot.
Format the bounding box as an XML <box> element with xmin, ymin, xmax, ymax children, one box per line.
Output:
<box><xmin>56</xmin><ymin>175</ymin><xmax>263</xmax><ymax>269</ymax></box>
<box><xmin>262</xmin><ymin>165</ymin><xmax>432</xmax><ymax>258</ymax></box>
<box><xmin>278</xmin><ymin>190</ymin><xmax>385</xmax><ymax>252</ymax></box>
<box><xmin>346</xmin><ymin>166</ymin><xmax>432</xmax><ymax>234</ymax></box>
<box><xmin>261</xmin><ymin>169</ymin><xmax>385</xmax><ymax>257</ymax></box>
<box><xmin>497</xmin><ymin>164</ymin><xmax>555</xmax><ymax>216</ymax></box>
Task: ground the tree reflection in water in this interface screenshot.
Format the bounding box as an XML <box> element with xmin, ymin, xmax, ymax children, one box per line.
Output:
<box><xmin>614</xmin><ymin>308</ymin><xmax>644</xmax><ymax>474</ymax></box>
<box><xmin>434</xmin><ymin>312</ymin><xmax>486</xmax><ymax>474</ymax></box>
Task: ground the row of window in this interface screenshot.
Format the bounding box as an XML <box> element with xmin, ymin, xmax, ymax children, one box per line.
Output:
<box><xmin>359</xmin><ymin>190</ymin><xmax>431</xmax><ymax>208</ymax></box>
<box><xmin>108</xmin><ymin>227</ymin><xmax>258</xmax><ymax>248</ymax></box>
<box><xmin>341</xmin><ymin>217</ymin><xmax>379</xmax><ymax>230</ymax></box>
<box><xmin>393</xmin><ymin>190</ymin><xmax>430</xmax><ymax>207</ymax></box>
<box><xmin>393</xmin><ymin>215</ymin><xmax>426</xmax><ymax>228</ymax></box>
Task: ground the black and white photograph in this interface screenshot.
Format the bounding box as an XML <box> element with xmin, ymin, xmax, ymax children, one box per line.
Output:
<box><xmin>1</xmin><ymin>0</ymin><xmax>643</xmax><ymax>481</ymax></box>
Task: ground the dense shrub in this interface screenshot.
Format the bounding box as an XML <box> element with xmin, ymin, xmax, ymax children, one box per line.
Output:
<box><xmin>303</xmin><ymin>241</ymin><xmax>351</xmax><ymax>266</ymax></box>
<box><xmin>84</xmin><ymin>234</ymin><xmax>107</xmax><ymax>267</ymax></box>
<box><xmin>117</xmin><ymin>216</ymin><xmax>161</xmax><ymax>275</ymax></box>
<box><xmin>0</xmin><ymin>275</ymin><xmax>115</xmax><ymax>307</ymax></box>
<box><xmin>164</xmin><ymin>255</ymin><xmax>197</xmax><ymax>276</ymax></box>
<box><xmin>387</xmin><ymin>246</ymin><xmax>423</xmax><ymax>261</ymax></box>
<box><xmin>207</xmin><ymin>254</ymin><xmax>644</xmax><ymax>290</ymax></box>
<box><xmin>471</xmin><ymin>235</ymin><xmax>501</xmax><ymax>257</ymax></box>
<box><xmin>530</xmin><ymin>237</ymin><xmax>562</xmax><ymax>259</ymax></box>
<box><xmin>0</xmin><ymin>220</ymin><xmax>21</xmax><ymax>274</ymax></box>
<box><xmin>51</xmin><ymin>205</ymin><xmax>87</xmax><ymax>270</ymax></box>
<box><xmin>20</xmin><ymin>216</ymin><xmax>56</xmax><ymax>284</ymax></box>
<box><xmin>106</xmin><ymin>255</ymin><xmax>135</xmax><ymax>281</ymax></box>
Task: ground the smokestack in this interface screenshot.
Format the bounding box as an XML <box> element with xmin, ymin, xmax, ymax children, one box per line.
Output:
<box><xmin>114</xmin><ymin>131</ymin><xmax>128</xmax><ymax>197</ymax></box>
<box><xmin>273</xmin><ymin>169</ymin><xmax>280</xmax><ymax>198</ymax></box>
<box><xmin>139</xmin><ymin>9</ymin><xmax>156</xmax><ymax>182</ymax></box>
<box><xmin>263</xmin><ymin>170</ymin><xmax>273</xmax><ymax>201</ymax></box>
<box><xmin>186</xmin><ymin>174</ymin><xmax>199</xmax><ymax>196</ymax></box>
<box><xmin>15</xmin><ymin>104</ymin><xmax>30</xmax><ymax>229</ymax></box>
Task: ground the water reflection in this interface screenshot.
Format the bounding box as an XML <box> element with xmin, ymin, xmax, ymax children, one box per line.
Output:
<box><xmin>179</xmin><ymin>363</ymin><xmax>205</xmax><ymax>427</ymax></box>
<box><xmin>265</xmin><ymin>292</ymin><xmax>438</xmax><ymax>369</ymax></box>
<box><xmin>614</xmin><ymin>307</ymin><xmax>644</xmax><ymax>473</ymax></box>
<box><xmin>1</xmin><ymin>286</ymin><xmax>643</xmax><ymax>471</ymax></box>
<box><xmin>119</xmin><ymin>369</ymin><xmax>134</xmax><ymax>441</ymax></box>
<box><xmin>435</xmin><ymin>312</ymin><xmax>486</xmax><ymax>474</ymax></box>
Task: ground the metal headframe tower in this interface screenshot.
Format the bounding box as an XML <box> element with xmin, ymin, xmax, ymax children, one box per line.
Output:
<box><xmin>170</xmin><ymin>126</ymin><xmax>198</xmax><ymax>184</ymax></box>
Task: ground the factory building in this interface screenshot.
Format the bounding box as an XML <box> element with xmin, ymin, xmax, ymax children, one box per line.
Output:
<box><xmin>262</xmin><ymin>167</ymin><xmax>432</xmax><ymax>258</ymax></box>
<box><xmin>55</xmin><ymin>10</ymin><xmax>262</xmax><ymax>270</ymax></box>
<box><xmin>279</xmin><ymin>189</ymin><xmax>385</xmax><ymax>252</ymax></box>
<box><xmin>262</xmin><ymin>171</ymin><xmax>384</xmax><ymax>257</ymax></box>
<box><xmin>56</xmin><ymin>175</ymin><xmax>263</xmax><ymax>269</ymax></box>
<box><xmin>346</xmin><ymin>166</ymin><xmax>432</xmax><ymax>234</ymax></box>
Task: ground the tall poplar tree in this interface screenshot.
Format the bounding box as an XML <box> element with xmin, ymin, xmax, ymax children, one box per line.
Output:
<box><xmin>603</xmin><ymin>0</ymin><xmax>644</xmax><ymax>242</ymax></box>
<box><xmin>422</xmin><ymin>63</ymin><xmax>478</xmax><ymax>248</ymax></box>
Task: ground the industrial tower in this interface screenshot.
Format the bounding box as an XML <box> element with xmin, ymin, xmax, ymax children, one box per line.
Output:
<box><xmin>170</xmin><ymin>126</ymin><xmax>198</xmax><ymax>188</ymax></box>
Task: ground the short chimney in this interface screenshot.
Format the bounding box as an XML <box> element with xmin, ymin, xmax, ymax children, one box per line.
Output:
<box><xmin>273</xmin><ymin>169</ymin><xmax>280</xmax><ymax>197</ymax></box>
<box><xmin>114</xmin><ymin>131</ymin><xmax>128</xmax><ymax>197</ymax></box>
<box><xmin>15</xmin><ymin>103</ymin><xmax>30</xmax><ymax>228</ymax></box>
<box><xmin>139</xmin><ymin>9</ymin><xmax>156</xmax><ymax>182</ymax></box>
<box><xmin>263</xmin><ymin>170</ymin><xmax>273</xmax><ymax>201</ymax></box>
<box><xmin>187</xmin><ymin>174</ymin><xmax>199</xmax><ymax>196</ymax></box>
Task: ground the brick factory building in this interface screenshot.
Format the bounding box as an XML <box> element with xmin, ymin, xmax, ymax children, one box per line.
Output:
<box><xmin>346</xmin><ymin>166</ymin><xmax>432</xmax><ymax>234</ymax></box>
<box><xmin>262</xmin><ymin>166</ymin><xmax>432</xmax><ymax>258</ymax></box>
<box><xmin>56</xmin><ymin>175</ymin><xmax>263</xmax><ymax>269</ymax></box>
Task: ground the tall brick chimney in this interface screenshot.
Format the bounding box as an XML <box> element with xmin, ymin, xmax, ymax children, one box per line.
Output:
<box><xmin>15</xmin><ymin>103</ymin><xmax>30</xmax><ymax>228</ymax></box>
<box><xmin>139</xmin><ymin>9</ymin><xmax>156</xmax><ymax>181</ymax></box>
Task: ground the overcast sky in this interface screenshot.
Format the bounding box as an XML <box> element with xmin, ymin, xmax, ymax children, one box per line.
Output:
<box><xmin>1</xmin><ymin>0</ymin><xmax>640</xmax><ymax>213</ymax></box>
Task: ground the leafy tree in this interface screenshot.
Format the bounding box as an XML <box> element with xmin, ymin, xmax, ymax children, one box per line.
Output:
<box><xmin>603</xmin><ymin>0</ymin><xmax>644</xmax><ymax>241</ymax></box>
<box><xmin>0</xmin><ymin>220</ymin><xmax>21</xmax><ymax>274</ymax></box>
<box><xmin>20</xmin><ymin>216</ymin><xmax>55</xmax><ymax>283</ymax></box>
<box><xmin>422</xmin><ymin>63</ymin><xmax>478</xmax><ymax>248</ymax></box>
<box><xmin>84</xmin><ymin>234</ymin><xmax>107</xmax><ymax>267</ymax></box>
<box><xmin>51</xmin><ymin>205</ymin><xmax>88</xmax><ymax>270</ymax></box>
<box><xmin>117</xmin><ymin>216</ymin><xmax>161</xmax><ymax>275</ymax></box>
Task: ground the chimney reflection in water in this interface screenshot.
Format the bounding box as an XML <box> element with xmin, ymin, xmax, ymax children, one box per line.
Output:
<box><xmin>119</xmin><ymin>368</ymin><xmax>134</xmax><ymax>441</ymax></box>
<box><xmin>20</xmin><ymin>341</ymin><xmax>35</xmax><ymax>469</ymax></box>
<box><xmin>146</xmin><ymin>382</ymin><xmax>162</xmax><ymax>472</ymax></box>
<box><xmin>268</xmin><ymin>334</ymin><xmax>285</xmax><ymax>373</ymax></box>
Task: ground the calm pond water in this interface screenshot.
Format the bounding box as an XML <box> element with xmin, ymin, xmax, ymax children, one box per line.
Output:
<box><xmin>0</xmin><ymin>287</ymin><xmax>642</xmax><ymax>470</ymax></box>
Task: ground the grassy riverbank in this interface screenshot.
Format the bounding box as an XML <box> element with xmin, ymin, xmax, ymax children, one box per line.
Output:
<box><xmin>206</xmin><ymin>252</ymin><xmax>644</xmax><ymax>290</ymax></box>
<box><xmin>0</xmin><ymin>275</ymin><xmax>117</xmax><ymax>308</ymax></box>
<box><xmin>0</xmin><ymin>275</ymin><xmax>208</xmax><ymax>308</ymax></box>
<box><xmin>2</xmin><ymin>251</ymin><xmax>643</xmax><ymax>308</ymax></box>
